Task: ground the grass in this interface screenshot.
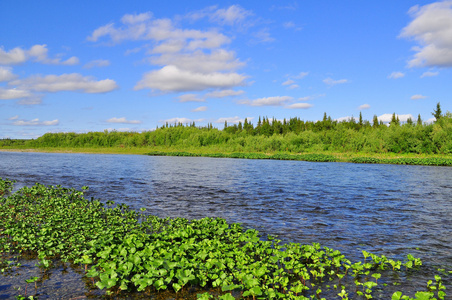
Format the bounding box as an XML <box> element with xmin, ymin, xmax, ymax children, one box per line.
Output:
<box><xmin>2</xmin><ymin>145</ymin><xmax>452</xmax><ymax>166</ymax></box>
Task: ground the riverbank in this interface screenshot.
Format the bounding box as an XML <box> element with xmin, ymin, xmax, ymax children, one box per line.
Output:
<box><xmin>1</xmin><ymin>146</ymin><xmax>452</xmax><ymax>166</ymax></box>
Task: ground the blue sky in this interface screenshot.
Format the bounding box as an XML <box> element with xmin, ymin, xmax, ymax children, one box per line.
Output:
<box><xmin>1</xmin><ymin>0</ymin><xmax>451</xmax><ymax>139</ymax></box>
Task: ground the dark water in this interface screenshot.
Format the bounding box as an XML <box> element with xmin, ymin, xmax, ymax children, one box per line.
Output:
<box><xmin>1</xmin><ymin>151</ymin><xmax>451</xmax><ymax>298</ymax></box>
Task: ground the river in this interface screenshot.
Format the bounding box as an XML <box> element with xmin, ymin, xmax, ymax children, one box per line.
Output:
<box><xmin>1</xmin><ymin>151</ymin><xmax>451</xmax><ymax>298</ymax></box>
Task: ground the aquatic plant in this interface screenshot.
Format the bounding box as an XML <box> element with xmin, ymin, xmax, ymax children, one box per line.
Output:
<box><xmin>0</xmin><ymin>178</ymin><xmax>450</xmax><ymax>299</ymax></box>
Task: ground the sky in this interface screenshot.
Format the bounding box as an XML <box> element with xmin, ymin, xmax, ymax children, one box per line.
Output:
<box><xmin>1</xmin><ymin>0</ymin><xmax>452</xmax><ymax>139</ymax></box>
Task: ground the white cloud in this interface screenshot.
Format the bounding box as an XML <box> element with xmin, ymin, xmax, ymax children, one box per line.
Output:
<box><xmin>0</xmin><ymin>87</ymin><xmax>33</xmax><ymax>99</ymax></box>
<box><xmin>150</xmin><ymin>49</ymin><xmax>244</xmax><ymax>73</ymax></box>
<box><xmin>420</xmin><ymin>71</ymin><xmax>439</xmax><ymax>77</ymax></box>
<box><xmin>358</xmin><ymin>104</ymin><xmax>371</xmax><ymax>110</ymax></box>
<box><xmin>27</xmin><ymin>44</ymin><xmax>79</xmax><ymax>65</ymax></box>
<box><xmin>283</xmin><ymin>21</ymin><xmax>295</xmax><ymax>29</ymax></box>
<box><xmin>164</xmin><ymin>117</ymin><xmax>194</xmax><ymax>124</ymax></box>
<box><xmin>177</xmin><ymin>93</ymin><xmax>205</xmax><ymax>102</ymax></box>
<box><xmin>323</xmin><ymin>77</ymin><xmax>348</xmax><ymax>86</ymax></box>
<box><xmin>87</xmin><ymin>13</ymin><xmax>230</xmax><ymax>49</ymax></box>
<box><xmin>121</xmin><ymin>12</ymin><xmax>152</xmax><ymax>24</ymax></box>
<box><xmin>106</xmin><ymin>117</ymin><xmax>141</xmax><ymax>124</ymax></box>
<box><xmin>285</xmin><ymin>103</ymin><xmax>313</xmax><ymax>109</ymax></box>
<box><xmin>192</xmin><ymin>106</ymin><xmax>207</xmax><ymax>112</ymax></box>
<box><xmin>400</xmin><ymin>1</ymin><xmax>452</xmax><ymax>67</ymax></box>
<box><xmin>11</xmin><ymin>73</ymin><xmax>118</xmax><ymax>93</ymax></box>
<box><xmin>411</xmin><ymin>94</ymin><xmax>427</xmax><ymax>100</ymax></box>
<box><xmin>0</xmin><ymin>46</ymin><xmax>27</xmax><ymax>64</ymax></box>
<box><xmin>151</xmin><ymin>40</ymin><xmax>186</xmax><ymax>54</ymax></box>
<box><xmin>205</xmin><ymin>89</ymin><xmax>244</xmax><ymax>98</ymax></box>
<box><xmin>288</xmin><ymin>84</ymin><xmax>299</xmax><ymax>89</ymax></box>
<box><xmin>0</xmin><ymin>67</ymin><xmax>17</xmax><ymax>82</ymax></box>
<box><xmin>17</xmin><ymin>96</ymin><xmax>42</xmax><ymax>105</ymax></box>
<box><xmin>295</xmin><ymin>72</ymin><xmax>309</xmax><ymax>79</ymax></box>
<box><xmin>388</xmin><ymin>71</ymin><xmax>405</xmax><ymax>79</ymax></box>
<box><xmin>89</xmin><ymin>11</ymin><xmax>249</xmax><ymax>93</ymax></box>
<box><xmin>282</xmin><ymin>79</ymin><xmax>295</xmax><ymax>86</ymax></box>
<box><xmin>240</xmin><ymin>96</ymin><xmax>292</xmax><ymax>106</ymax></box>
<box><xmin>13</xmin><ymin>118</ymin><xmax>59</xmax><ymax>126</ymax></box>
<box><xmin>0</xmin><ymin>45</ymin><xmax>78</xmax><ymax>65</ymax></box>
<box><xmin>9</xmin><ymin>115</ymin><xmax>19</xmax><ymax>120</ymax></box>
<box><xmin>188</xmin><ymin>5</ymin><xmax>253</xmax><ymax>26</ymax></box>
<box><xmin>378</xmin><ymin>113</ymin><xmax>414</xmax><ymax>123</ymax></box>
<box><xmin>336</xmin><ymin>116</ymin><xmax>353</xmax><ymax>122</ymax></box>
<box><xmin>135</xmin><ymin>65</ymin><xmax>246</xmax><ymax>92</ymax></box>
<box><xmin>298</xmin><ymin>96</ymin><xmax>312</xmax><ymax>101</ymax></box>
<box><xmin>83</xmin><ymin>59</ymin><xmax>111</xmax><ymax>69</ymax></box>
<box><xmin>254</xmin><ymin>28</ymin><xmax>275</xmax><ymax>43</ymax></box>
<box><xmin>209</xmin><ymin>5</ymin><xmax>252</xmax><ymax>26</ymax></box>
<box><xmin>216</xmin><ymin>116</ymin><xmax>247</xmax><ymax>124</ymax></box>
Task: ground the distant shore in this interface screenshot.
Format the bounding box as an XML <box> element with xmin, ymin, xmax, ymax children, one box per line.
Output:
<box><xmin>2</xmin><ymin>146</ymin><xmax>452</xmax><ymax>166</ymax></box>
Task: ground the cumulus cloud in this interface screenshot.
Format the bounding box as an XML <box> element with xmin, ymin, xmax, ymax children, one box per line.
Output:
<box><xmin>285</xmin><ymin>103</ymin><xmax>313</xmax><ymax>109</ymax></box>
<box><xmin>87</xmin><ymin>13</ymin><xmax>230</xmax><ymax>48</ymax></box>
<box><xmin>411</xmin><ymin>94</ymin><xmax>427</xmax><ymax>100</ymax></box>
<box><xmin>106</xmin><ymin>117</ymin><xmax>141</xmax><ymax>124</ymax></box>
<box><xmin>13</xmin><ymin>118</ymin><xmax>59</xmax><ymax>126</ymax></box>
<box><xmin>0</xmin><ymin>46</ymin><xmax>27</xmax><ymax>64</ymax></box>
<box><xmin>216</xmin><ymin>116</ymin><xmax>247</xmax><ymax>124</ymax></box>
<box><xmin>188</xmin><ymin>5</ymin><xmax>253</xmax><ymax>26</ymax></box>
<box><xmin>282</xmin><ymin>79</ymin><xmax>295</xmax><ymax>86</ymax></box>
<box><xmin>89</xmin><ymin>10</ymin><xmax>249</xmax><ymax>93</ymax></box>
<box><xmin>358</xmin><ymin>104</ymin><xmax>371</xmax><ymax>110</ymax></box>
<box><xmin>240</xmin><ymin>96</ymin><xmax>293</xmax><ymax>106</ymax></box>
<box><xmin>163</xmin><ymin>117</ymin><xmax>195</xmax><ymax>124</ymax></box>
<box><xmin>150</xmin><ymin>49</ymin><xmax>244</xmax><ymax>73</ymax></box>
<box><xmin>323</xmin><ymin>77</ymin><xmax>348</xmax><ymax>86</ymax></box>
<box><xmin>400</xmin><ymin>1</ymin><xmax>452</xmax><ymax>67</ymax></box>
<box><xmin>83</xmin><ymin>59</ymin><xmax>111</xmax><ymax>69</ymax></box>
<box><xmin>0</xmin><ymin>67</ymin><xmax>17</xmax><ymax>82</ymax></box>
<box><xmin>135</xmin><ymin>65</ymin><xmax>246</xmax><ymax>92</ymax></box>
<box><xmin>388</xmin><ymin>71</ymin><xmax>405</xmax><ymax>79</ymax></box>
<box><xmin>177</xmin><ymin>93</ymin><xmax>205</xmax><ymax>102</ymax></box>
<box><xmin>205</xmin><ymin>89</ymin><xmax>244</xmax><ymax>98</ymax></box>
<box><xmin>0</xmin><ymin>45</ymin><xmax>78</xmax><ymax>65</ymax></box>
<box><xmin>0</xmin><ymin>87</ymin><xmax>33</xmax><ymax>100</ymax></box>
<box><xmin>421</xmin><ymin>71</ymin><xmax>439</xmax><ymax>77</ymax></box>
<box><xmin>295</xmin><ymin>72</ymin><xmax>309</xmax><ymax>79</ymax></box>
<box><xmin>11</xmin><ymin>73</ymin><xmax>118</xmax><ymax>93</ymax></box>
<box><xmin>336</xmin><ymin>116</ymin><xmax>353</xmax><ymax>122</ymax></box>
<box><xmin>192</xmin><ymin>106</ymin><xmax>207</xmax><ymax>112</ymax></box>
<box><xmin>378</xmin><ymin>113</ymin><xmax>414</xmax><ymax>123</ymax></box>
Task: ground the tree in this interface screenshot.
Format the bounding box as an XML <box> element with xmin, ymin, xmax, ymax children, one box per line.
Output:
<box><xmin>432</xmin><ymin>102</ymin><xmax>442</xmax><ymax>121</ymax></box>
<box><xmin>372</xmin><ymin>115</ymin><xmax>379</xmax><ymax>128</ymax></box>
<box><xmin>417</xmin><ymin>114</ymin><xmax>422</xmax><ymax>126</ymax></box>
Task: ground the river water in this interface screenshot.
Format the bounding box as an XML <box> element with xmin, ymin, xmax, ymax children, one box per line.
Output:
<box><xmin>1</xmin><ymin>151</ymin><xmax>451</xmax><ymax>298</ymax></box>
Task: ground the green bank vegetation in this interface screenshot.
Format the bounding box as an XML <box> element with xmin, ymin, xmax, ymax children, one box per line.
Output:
<box><xmin>1</xmin><ymin>178</ymin><xmax>450</xmax><ymax>299</ymax></box>
<box><xmin>1</xmin><ymin>103</ymin><xmax>451</xmax><ymax>165</ymax></box>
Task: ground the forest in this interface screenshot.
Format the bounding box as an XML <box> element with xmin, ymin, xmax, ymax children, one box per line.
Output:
<box><xmin>2</xmin><ymin>104</ymin><xmax>452</xmax><ymax>156</ymax></box>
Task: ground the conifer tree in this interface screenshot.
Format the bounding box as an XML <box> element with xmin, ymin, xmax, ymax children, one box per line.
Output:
<box><xmin>432</xmin><ymin>102</ymin><xmax>442</xmax><ymax>121</ymax></box>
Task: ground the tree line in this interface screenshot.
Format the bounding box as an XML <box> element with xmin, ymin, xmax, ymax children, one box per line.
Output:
<box><xmin>2</xmin><ymin>103</ymin><xmax>451</xmax><ymax>155</ymax></box>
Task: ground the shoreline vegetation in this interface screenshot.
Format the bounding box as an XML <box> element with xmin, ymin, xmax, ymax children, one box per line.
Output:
<box><xmin>0</xmin><ymin>178</ymin><xmax>449</xmax><ymax>299</ymax></box>
<box><xmin>1</xmin><ymin>107</ymin><xmax>451</xmax><ymax>166</ymax></box>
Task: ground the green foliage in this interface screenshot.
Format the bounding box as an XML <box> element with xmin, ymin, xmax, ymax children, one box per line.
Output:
<box><xmin>5</xmin><ymin>108</ymin><xmax>451</xmax><ymax>161</ymax></box>
<box><xmin>1</xmin><ymin>178</ymin><xmax>450</xmax><ymax>299</ymax></box>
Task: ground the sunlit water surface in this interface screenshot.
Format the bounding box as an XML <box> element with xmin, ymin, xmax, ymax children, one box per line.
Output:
<box><xmin>1</xmin><ymin>152</ymin><xmax>451</xmax><ymax>298</ymax></box>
